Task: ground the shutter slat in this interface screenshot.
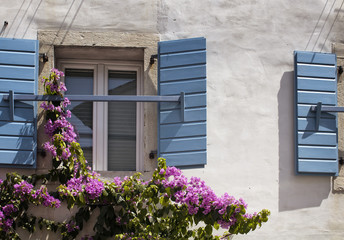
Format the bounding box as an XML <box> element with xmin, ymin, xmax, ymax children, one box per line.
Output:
<box><xmin>0</xmin><ymin>96</ymin><xmax>34</xmax><ymax>108</ymax></box>
<box><xmin>0</xmin><ymin>151</ymin><xmax>34</xmax><ymax>165</ymax></box>
<box><xmin>158</xmin><ymin>38</ymin><xmax>206</xmax><ymax>54</ymax></box>
<box><xmin>0</xmin><ymin>80</ymin><xmax>35</xmax><ymax>94</ymax></box>
<box><xmin>161</xmin><ymin>151</ymin><xmax>206</xmax><ymax>166</ymax></box>
<box><xmin>0</xmin><ymin>38</ymin><xmax>37</xmax><ymax>52</ymax></box>
<box><xmin>0</xmin><ymin>122</ymin><xmax>34</xmax><ymax>136</ymax></box>
<box><xmin>0</xmin><ymin>66</ymin><xmax>36</xmax><ymax>80</ymax></box>
<box><xmin>159</xmin><ymin>51</ymin><xmax>206</xmax><ymax>68</ymax></box>
<box><xmin>298</xmin><ymin>160</ymin><xmax>338</xmax><ymax>173</ymax></box>
<box><xmin>0</xmin><ymin>38</ymin><xmax>38</xmax><ymax>168</ymax></box>
<box><xmin>160</xmin><ymin>108</ymin><xmax>206</xmax><ymax>124</ymax></box>
<box><xmin>160</xmin><ymin>79</ymin><xmax>206</xmax><ymax>95</ymax></box>
<box><xmin>294</xmin><ymin>51</ymin><xmax>338</xmax><ymax>175</ymax></box>
<box><xmin>158</xmin><ymin>37</ymin><xmax>207</xmax><ymax>167</ymax></box>
<box><xmin>160</xmin><ymin>94</ymin><xmax>206</xmax><ymax>110</ymax></box>
<box><xmin>160</xmin><ymin>65</ymin><xmax>206</xmax><ymax>82</ymax></box>
<box><xmin>0</xmin><ymin>51</ymin><xmax>36</xmax><ymax>66</ymax></box>
<box><xmin>297</xmin><ymin>118</ymin><xmax>336</xmax><ymax>132</ymax></box>
<box><xmin>160</xmin><ymin>122</ymin><xmax>206</xmax><ymax>139</ymax></box>
<box><xmin>298</xmin><ymin>132</ymin><xmax>336</xmax><ymax>146</ymax></box>
<box><xmin>0</xmin><ymin>136</ymin><xmax>34</xmax><ymax>150</ymax></box>
<box><xmin>0</xmin><ymin>107</ymin><xmax>34</xmax><ymax>122</ymax></box>
<box><xmin>295</xmin><ymin>51</ymin><xmax>336</xmax><ymax>64</ymax></box>
<box><xmin>297</xmin><ymin>105</ymin><xmax>335</xmax><ymax>118</ymax></box>
<box><xmin>297</xmin><ymin>91</ymin><xmax>336</xmax><ymax>105</ymax></box>
<box><xmin>160</xmin><ymin>137</ymin><xmax>206</xmax><ymax>153</ymax></box>
<box><xmin>296</xmin><ymin>64</ymin><xmax>336</xmax><ymax>78</ymax></box>
<box><xmin>297</xmin><ymin>78</ymin><xmax>336</xmax><ymax>92</ymax></box>
<box><xmin>298</xmin><ymin>146</ymin><xmax>337</xmax><ymax>159</ymax></box>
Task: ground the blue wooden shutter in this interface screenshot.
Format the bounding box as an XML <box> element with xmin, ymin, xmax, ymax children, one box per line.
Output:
<box><xmin>158</xmin><ymin>37</ymin><xmax>206</xmax><ymax>167</ymax></box>
<box><xmin>294</xmin><ymin>51</ymin><xmax>338</xmax><ymax>175</ymax></box>
<box><xmin>0</xmin><ymin>38</ymin><xmax>38</xmax><ymax>168</ymax></box>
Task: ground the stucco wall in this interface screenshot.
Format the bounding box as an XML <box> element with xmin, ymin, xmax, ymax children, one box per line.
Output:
<box><xmin>2</xmin><ymin>0</ymin><xmax>344</xmax><ymax>239</ymax></box>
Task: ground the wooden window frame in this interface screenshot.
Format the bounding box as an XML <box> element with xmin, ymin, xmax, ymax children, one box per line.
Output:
<box><xmin>57</xmin><ymin>59</ymin><xmax>144</xmax><ymax>171</ymax></box>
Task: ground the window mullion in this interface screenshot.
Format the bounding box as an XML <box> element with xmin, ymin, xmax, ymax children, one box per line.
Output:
<box><xmin>102</xmin><ymin>64</ymin><xmax>108</xmax><ymax>171</ymax></box>
<box><xmin>94</xmin><ymin>64</ymin><xmax>107</xmax><ymax>171</ymax></box>
<box><xmin>136</xmin><ymin>67</ymin><xmax>144</xmax><ymax>172</ymax></box>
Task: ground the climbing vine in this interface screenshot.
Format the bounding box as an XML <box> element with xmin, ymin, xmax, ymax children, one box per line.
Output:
<box><xmin>0</xmin><ymin>69</ymin><xmax>270</xmax><ymax>239</ymax></box>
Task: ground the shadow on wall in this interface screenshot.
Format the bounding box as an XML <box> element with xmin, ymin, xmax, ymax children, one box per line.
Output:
<box><xmin>278</xmin><ymin>71</ymin><xmax>331</xmax><ymax>212</ymax></box>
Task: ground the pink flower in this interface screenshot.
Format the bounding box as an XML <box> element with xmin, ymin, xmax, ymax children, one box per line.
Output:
<box><xmin>63</xmin><ymin>98</ymin><xmax>71</xmax><ymax>107</ymax></box>
<box><xmin>2</xmin><ymin>204</ymin><xmax>17</xmax><ymax>216</ymax></box>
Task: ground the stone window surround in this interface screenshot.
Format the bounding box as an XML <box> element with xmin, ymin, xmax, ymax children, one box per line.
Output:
<box><xmin>37</xmin><ymin>31</ymin><xmax>160</xmax><ymax>179</ymax></box>
<box><xmin>333</xmin><ymin>43</ymin><xmax>344</xmax><ymax>191</ymax></box>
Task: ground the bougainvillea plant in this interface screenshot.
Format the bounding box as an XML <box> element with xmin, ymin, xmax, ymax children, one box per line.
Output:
<box><xmin>0</xmin><ymin>69</ymin><xmax>270</xmax><ymax>239</ymax></box>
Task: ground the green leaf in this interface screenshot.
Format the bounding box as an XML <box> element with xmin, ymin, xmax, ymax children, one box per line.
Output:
<box><xmin>79</xmin><ymin>193</ymin><xmax>86</xmax><ymax>205</ymax></box>
<box><xmin>67</xmin><ymin>198</ymin><xmax>75</xmax><ymax>209</ymax></box>
<box><xmin>213</xmin><ymin>222</ymin><xmax>220</xmax><ymax>230</ymax></box>
<box><xmin>165</xmin><ymin>187</ymin><xmax>171</xmax><ymax>196</ymax></box>
<box><xmin>205</xmin><ymin>224</ymin><xmax>212</xmax><ymax>236</ymax></box>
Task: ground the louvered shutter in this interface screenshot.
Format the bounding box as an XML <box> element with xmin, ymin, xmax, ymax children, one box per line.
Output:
<box><xmin>158</xmin><ymin>37</ymin><xmax>207</xmax><ymax>167</ymax></box>
<box><xmin>294</xmin><ymin>51</ymin><xmax>338</xmax><ymax>175</ymax></box>
<box><xmin>0</xmin><ymin>38</ymin><xmax>38</xmax><ymax>167</ymax></box>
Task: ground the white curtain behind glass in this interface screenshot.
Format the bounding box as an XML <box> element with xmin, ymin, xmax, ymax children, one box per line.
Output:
<box><xmin>108</xmin><ymin>71</ymin><xmax>136</xmax><ymax>171</ymax></box>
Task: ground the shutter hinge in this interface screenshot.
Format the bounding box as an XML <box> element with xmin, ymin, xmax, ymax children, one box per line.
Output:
<box><xmin>39</xmin><ymin>53</ymin><xmax>49</xmax><ymax>63</ymax></box>
<box><xmin>0</xmin><ymin>21</ymin><xmax>8</xmax><ymax>35</ymax></box>
<box><xmin>37</xmin><ymin>148</ymin><xmax>46</xmax><ymax>157</ymax></box>
<box><xmin>149</xmin><ymin>150</ymin><xmax>157</xmax><ymax>159</ymax></box>
<box><xmin>150</xmin><ymin>54</ymin><xmax>157</xmax><ymax>65</ymax></box>
<box><xmin>339</xmin><ymin>157</ymin><xmax>344</xmax><ymax>165</ymax></box>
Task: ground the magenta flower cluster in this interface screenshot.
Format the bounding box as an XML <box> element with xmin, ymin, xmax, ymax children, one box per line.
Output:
<box><xmin>66</xmin><ymin>221</ymin><xmax>80</xmax><ymax>233</ymax></box>
<box><xmin>160</xmin><ymin>166</ymin><xmax>252</xmax><ymax>228</ymax></box>
<box><xmin>40</xmin><ymin>68</ymin><xmax>78</xmax><ymax>163</ymax></box>
<box><xmin>42</xmin><ymin>108</ymin><xmax>76</xmax><ymax>161</ymax></box>
<box><xmin>0</xmin><ymin>213</ymin><xmax>13</xmax><ymax>232</ymax></box>
<box><xmin>59</xmin><ymin>175</ymin><xmax>104</xmax><ymax>201</ymax></box>
<box><xmin>0</xmin><ymin>204</ymin><xmax>17</xmax><ymax>232</ymax></box>
<box><xmin>42</xmin><ymin>68</ymin><xmax>66</xmax><ymax>93</ymax></box>
<box><xmin>113</xmin><ymin>177</ymin><xmax>123</xmax><ymax>187</ymax></box>
<box><xmin>13</xmin><ymin>180</ymin><xmax>61</xmax><ymax>208</ymax></box>
<box><xmin>0</xmin><ymin>178</ymin><xmax>60</xmax><ymax>233</ymax></box>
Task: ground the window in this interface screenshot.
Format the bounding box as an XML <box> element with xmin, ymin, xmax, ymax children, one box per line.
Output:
<box><xmin>58</xmin><ymin>60</ymin><xmax>143</xmax><ymax>171</ymax></box>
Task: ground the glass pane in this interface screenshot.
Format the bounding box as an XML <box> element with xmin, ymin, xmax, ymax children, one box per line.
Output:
<box><xmin>65</xmin><ymin>69</ymin><xmax>93</xmax><ymax>168</ymax></box>
<box><xmin>108</xmin><ymin>71</ymin><xmax>137</xmax><ymax>171</ymax></box>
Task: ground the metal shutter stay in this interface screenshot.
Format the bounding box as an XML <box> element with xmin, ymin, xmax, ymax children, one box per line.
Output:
<box><xmin>311</xmin><ymin>103</ymin><xmax>344</xmax><ymax>131</ymax></box>
<box><xmin>4</xmin><ymin>91</ymin><xmax>186</xmax><ymax>121</ymax></box>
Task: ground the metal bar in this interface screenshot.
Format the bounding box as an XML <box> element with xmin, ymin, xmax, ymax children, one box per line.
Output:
<box><xmin>180</xmin><ymin>92</ymin><xmax>185</xmax><ymax>122</ymax></box>
<box><xmin>4</xmin><ymin>94</ymin><xmax>180</xmax><ymax>102</ymax></box>
<box><xmin>315</xmin><ymin>102</ymin><xmax>322</xmax><ymax>131</ymax></box>
<box><xmin>311</xmin><ymin>105</ymin><xmax>344</xmax><ymax>112</ymax></box>
<box><xmin>9</xmin><ymin>90</ymin><xmax>14</xmax><ymax>121</ymax></box>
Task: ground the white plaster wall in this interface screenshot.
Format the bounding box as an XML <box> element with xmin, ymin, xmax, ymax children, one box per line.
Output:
<box><xmin>2</xmin><ymin>0</ymin><xmax>344</xmax><ymax>239</ymax></box>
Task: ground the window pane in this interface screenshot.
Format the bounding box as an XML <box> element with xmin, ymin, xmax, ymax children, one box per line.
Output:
<box><xmin>65</xmin><ymin>69</ymin><xmax>94</xmax><ymax>168</ymax></box>
<box><xmin>108</xmin><ymin>71</ymin><xmax>137</xmax><ymax>171</ymax></box>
